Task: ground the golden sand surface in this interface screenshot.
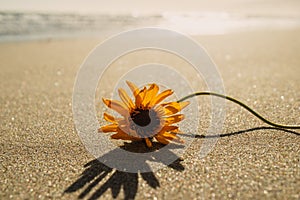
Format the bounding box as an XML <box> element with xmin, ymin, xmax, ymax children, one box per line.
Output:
<box><xmin>1</xmin><ymin>29</ymin><xmax>299</xmax><ymax>199</ymax></box>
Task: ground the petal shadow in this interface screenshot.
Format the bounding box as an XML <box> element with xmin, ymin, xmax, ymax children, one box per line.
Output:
<box><xmin>64</xmin><ymin>142</ymin><xmax>184</xmax><ymax>200</ymax></box>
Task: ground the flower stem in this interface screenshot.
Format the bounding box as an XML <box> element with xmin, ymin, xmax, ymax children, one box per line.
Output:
<box><xmin>177</xmin><ymin>92</ymin><xmax>300</xmax><ymax>129</ymax></box>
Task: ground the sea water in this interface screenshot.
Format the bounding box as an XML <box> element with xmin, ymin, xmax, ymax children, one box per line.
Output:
<box><xmin>0</xmin><ymin>11</ymin><xmax>300</xmax><ymax>41</ymax></box>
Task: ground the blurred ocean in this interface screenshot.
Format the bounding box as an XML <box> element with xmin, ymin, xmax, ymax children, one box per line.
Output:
<box><xmin>1</xmin><ymin>11</ymin><xmax>300</xmax><ymax>41</ymax></box>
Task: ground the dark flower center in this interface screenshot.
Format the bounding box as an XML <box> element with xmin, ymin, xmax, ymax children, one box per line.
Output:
<box><xmin>129</xmin><ymin>108</ymin><xmax>162</xmax><ymax>138</ymax></box>
<box><xmin>130</xmin><ymin>109</ymin><xmax>152</xmax><ymax>127</ymax></box>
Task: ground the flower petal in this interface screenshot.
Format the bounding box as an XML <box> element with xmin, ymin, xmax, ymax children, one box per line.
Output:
<box><xmin>118</xmin><ymin>88</ymin><xmax>134</xmax><ymax>109</ymax></box>
<box><xmin>102</xmin><ymin>98</ymin><xmax>129</xmax><ymax>116</ymax></box>
<box><xmin>163</xmin><ymin>101</ymin><xmax>190</xmax><ymax>115</ymax></box>
<box><xmin>99</xmin><ymin>123</ymin><xmax>118</xmax><ymax>133</ymax></box>
<box><xmin>126</xmin><ymin>81</ymin><xmax>140</xmax><ymax>97</ymax></box>
<box><xmin>103</xmin><ymin>113</ymin><xmax>117</xmax><ymax>123</ymax></box>
<box><xmin>150</xmin><ymin>89</ymin><xmax>174</xmax><ymax>106</ymax></box>
<box><xmin>157</xmin><ymin>125</ymin><xmax>179</xmax><ymax>135</ymax></box>
<box><xmin>111</xmin><ymin>128</ymin><xmax>142</xmax><ymax>141</ymax></box>
<box><xmin>155</xmin><ymin>135</ymin><xmax>169</xmax><ymax>145</ymax></box>
<box><xmin>161</xmin><ymin>132</ymin><xmax>184</xmax><ymax>143</ymax></box>
<box><xmin>145</xmin><ymin>138</ymin><xmax>152</xmax><ymax>147</ymax></box>
<box><xmin>164</xmin><ymin>114</ymin><xmax>184</xmax><ymax>125</ymax></box>
<box><xmin>135</xmin><ymin>87</ymin><xmax>146</xmax><ymax>108</ymax></box>
<box><xmin>142</xmin><ymin>83</ymin><xmax>159</xmax><ymax>107</ymax></box>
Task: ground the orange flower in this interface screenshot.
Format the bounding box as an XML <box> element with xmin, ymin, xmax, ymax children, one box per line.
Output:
<box><xmin>99</xmin><ymin>81</ymin><xmax>189</xmax><ymax>148</ymax></box>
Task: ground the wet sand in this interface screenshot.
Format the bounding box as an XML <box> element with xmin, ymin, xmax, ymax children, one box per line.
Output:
<box><xmin>1</xmin><ymin>29</ymin><xmax>300</xmax><ymax>199</ymax></box>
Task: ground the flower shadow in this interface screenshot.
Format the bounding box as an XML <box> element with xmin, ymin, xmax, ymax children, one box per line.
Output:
<box><xmin>64</xmin><ymin>142</ymin><xmax>184</xmax><ymax>200</ymax></box>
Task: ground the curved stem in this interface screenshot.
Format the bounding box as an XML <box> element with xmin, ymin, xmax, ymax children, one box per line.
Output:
<box><xmin>177</xmin><ymin>92</ymin><xmax>300</xmax><ymax>129</ymax></box>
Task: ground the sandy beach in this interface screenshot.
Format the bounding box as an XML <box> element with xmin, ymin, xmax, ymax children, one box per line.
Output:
<box><xmin>1</xmin><ymin>28</ymin><xmax>300</xmax><ymax>199</ymax></box>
